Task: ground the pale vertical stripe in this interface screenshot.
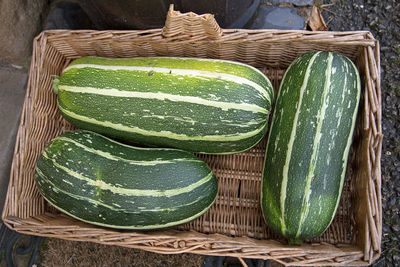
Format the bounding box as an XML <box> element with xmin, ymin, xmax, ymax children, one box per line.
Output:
<box><xmin>37</xmin><ymin>166</ymin><xmax>211</xmax><ymax>213</ymax></box>
<box><xmin>41</xmin><ymin>151</ymin><xmax>214</xmax><ymax>197</ymax></box>
<box><xmin>39</xmin><ymin>189</ymin><xmax>216</xmax><ymax>230</ymax></box>
<box><xmin>37</xmin><ymin>166</ymin><xmax>217</xmax><ymax>229</ymax></box>
<box><xmin>62</xmin><ymin>64</ymin><xmax>272</xmax><ymax>102</ymax></box>
<box><xmin>36</xmin><ymin>167</ymin><xmax>119</xmax><ymax>211</ymax></box>
<box><xmin>58</xmin><ymin>104</ymin><xmax>268</xmax><ymax>142</ymax></box>
<box><xmin>279</xmin><ymin>52</ymin><xmax>320</xmax><ymax>235</ymax></box>
<box><xmin>55</xmin><ymin>136</ymin><xmax>203</xmax><ymax>165</ymax></box>
<box><xmin>69</xmin><ymin>130</ymin><xmax>187</xmax><ymax>151</ymax></box>
<box><xmin>58</xmin><ymin>85</ymin><xmax>269</xmax><ymax>114</ymax></box>
<box><xmin>327</xmin><ymin>57</ymin><xmax>361</xmax><ymax>227</ymax></box>
<box><xmin>295</xmin><ymin>52</ymin><xmax>333</xmax><ymax>238</ymax></box>
<box><xmin>260</xmin><ymin>55</ymin><xmax>298</xmax><ymax>212</ymax></box>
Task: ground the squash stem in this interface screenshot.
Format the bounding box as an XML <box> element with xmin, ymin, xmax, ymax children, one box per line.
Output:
<box><xmin>288</xmin><ymin>238</ymin><xmax>302</xmax><ymax>245</ymax></box>
<box><xmin>53</xmin><ymin>76</ymin><xmax>60</xmax><ymax>94</ymax></box>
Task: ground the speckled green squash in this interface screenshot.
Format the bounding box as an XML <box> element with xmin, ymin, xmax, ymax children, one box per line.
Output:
<box><xmin>261</xmin><ymin>51</ymin><xmax>361</xmax><ymax>244</ymax></box>
<box><xmin>53</xmin><ymin>56</ymin><xmax>274</xmax><ymax>154</ymax></box>
<box><xmin>35</xmin><ymin>130</ymin><xmax>218</xmax><ymax>229</ymax></box>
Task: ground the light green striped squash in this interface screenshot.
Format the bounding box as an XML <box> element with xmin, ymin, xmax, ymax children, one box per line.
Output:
<box><xmin>261</xmin><ymin>51</ymin><xmax>361</xmax><ymax>244</ymax></box>
<box><xmin>53</xmin><ymin>56</ymin><xmax>274</xmax><ymax>154</ymax></box>
<box><xmin>35</xmin><ymin>130</ymin><xmax>218</xmax><ymax>229</ymax></box>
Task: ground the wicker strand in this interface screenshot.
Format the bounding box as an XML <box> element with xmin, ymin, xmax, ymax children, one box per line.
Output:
<box><xmin>364</xmin><ymin>48</ymin><xmax>378</xmax><ymax>113</ymax></box>
<box><xmin>237</xmin><ymin>257</ymin><xmax>248</xmax><ymax>267</ymax></box>
<box><xmin>367</xmin><ymin>46</ymin><xmax>378</xmax><ymax>81</ymax></box>
<box><xmin>363</xmin><ymin>85</ymin><xmax>370</xmax><ymax>130</ymax></box>
<box><xmin>374</xmin><ymin>134</ymin><xmax>383</xmax><ymax>254</ymax></box>
<box><xmin>374</xmin><ymin>42</ymin><xmax>382</xmax><ymax>134</ymax></box>
<box><xmin>367</xmin><ymin>188</ymin><xmax>379</xmax><ymax>251</ymax></box>
<box><xmin>162</xmin><ymin>5</ymin><xmax>222</xmax><ymax>40</ymax></box>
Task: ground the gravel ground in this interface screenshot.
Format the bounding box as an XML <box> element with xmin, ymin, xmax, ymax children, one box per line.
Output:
<box><xmin>321</xmin><ymin>0</ymin><xmax>400</xmax><ymax>266</ymax></box>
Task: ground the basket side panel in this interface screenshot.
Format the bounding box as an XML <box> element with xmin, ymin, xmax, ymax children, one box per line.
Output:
<box><xmin>3</xmin><ymin>29</ymin><xmax>381</xmax><ymax>265</ymax></box>
<box><xmin>2</xmin><ymin>34</ymin><xmax>70</xmax><ymax>220</ymax></box>
<box><xmin>352</xmin><ymin>45</ymin><xmax>382</xmax><ymax>263</ymax></box>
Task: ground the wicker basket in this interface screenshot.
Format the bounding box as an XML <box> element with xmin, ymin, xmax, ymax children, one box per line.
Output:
<box><xmin>2</xmin><ymin>6</ymin><xmax>382</xmax><ymax>266</ymax></box>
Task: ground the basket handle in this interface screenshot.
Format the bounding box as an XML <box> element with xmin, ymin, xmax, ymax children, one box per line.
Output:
<box><xmin>162</xmin><ymin>4</ymin><xmax>223</xmax><ymax>40</ymax></box>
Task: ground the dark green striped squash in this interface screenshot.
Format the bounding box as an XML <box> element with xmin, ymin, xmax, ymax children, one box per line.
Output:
<box><xmin>261</xmin><ymin>51</ymin><xmax>361</xmax><ymax>244</ymax></box>
<box><xmin>35</xmin><ymin>130</ymin><xmax>218</xmax><ymax>229</ymax></box>
<box><xmin>53</xmin><ymin>56</ymin><xmax>274</xmax><ymax>154</ymax></box>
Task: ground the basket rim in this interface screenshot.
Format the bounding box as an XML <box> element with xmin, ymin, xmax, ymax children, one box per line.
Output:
<box><xmin>37</xmin><ymin>28</ymin><xmax>378</xmax><ymax>43</ymax></box>
<box><xmin>2</xmin><ymin>27</ymin><xmax>382</xmax><ymax>266</ymax></box>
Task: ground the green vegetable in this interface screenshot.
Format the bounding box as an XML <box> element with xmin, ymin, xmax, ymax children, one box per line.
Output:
<box><xmin>54</xmin><ymin>56</ymin><xmax>273</xmax><ymax>154</ymax></box>
<box><xmin>35</xmin><ymin>130</ymin><xmax>218</xmax><ymax>229</ymax></box>
<box><xmin>261</xmin><ymin>51</ymin><xmax>361</xmax><ymax>244</ymax></box>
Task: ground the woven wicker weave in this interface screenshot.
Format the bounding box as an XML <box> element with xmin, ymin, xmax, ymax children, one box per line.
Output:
<box><xmin>2</xmin><ymin>6</ymin><xmax>382</xmax><ymax>266</ymax></box>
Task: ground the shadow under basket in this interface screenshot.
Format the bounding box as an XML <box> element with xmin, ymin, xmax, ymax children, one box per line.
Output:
<box><xmin>2</xmin><ymin>6</ymin><xmax>382</xmax><ymax>266</ymax></box>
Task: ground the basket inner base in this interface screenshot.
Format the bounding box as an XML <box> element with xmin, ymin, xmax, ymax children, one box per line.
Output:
<box><xmin>26</xmin><ymin>68</ymin><xmax>356</xmax><ymax>246</ymax></box>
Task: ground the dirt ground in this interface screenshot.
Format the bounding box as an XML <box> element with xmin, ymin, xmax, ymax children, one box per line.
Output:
<box><xmin>40</xmin><ymin>238</ymin><xmax>205</xmax><ymax>267</ymax></box>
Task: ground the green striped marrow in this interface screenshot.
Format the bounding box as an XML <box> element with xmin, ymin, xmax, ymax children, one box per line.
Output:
<box><xmin>261</xmin><ymin>51</ymin><xmax>361</xmax><ymax>244</ymax></box>
<box><xmin>35</xmin><ymin>130</ymin><xmax>218</xmax><ymax>229</ymax></box>
<box><xmin>53</xmin><ymin>56</ymin><xmax>274</xmax><ymax>154</ymax></box>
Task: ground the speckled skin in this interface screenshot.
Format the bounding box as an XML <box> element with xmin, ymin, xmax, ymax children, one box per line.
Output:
<box><xmin>54</xmin><ymin>56</ymin><xmax>274</xmax><ymax>154</ymax></box>
<box><xmin>261</xmin><ymin>52</ymin><xmax>361</xmax><ymax>244</ymax></box>
<box><xmin>35</xmin><ymin>130</ymin><xmax>218</xmax><ymax>229</ymax></box>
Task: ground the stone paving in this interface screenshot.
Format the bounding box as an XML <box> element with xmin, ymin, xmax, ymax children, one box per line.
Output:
<box><xmin>0</xmin><ymin>66</ymin><xmax>28</xmax><ymax>214</ymax></box>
